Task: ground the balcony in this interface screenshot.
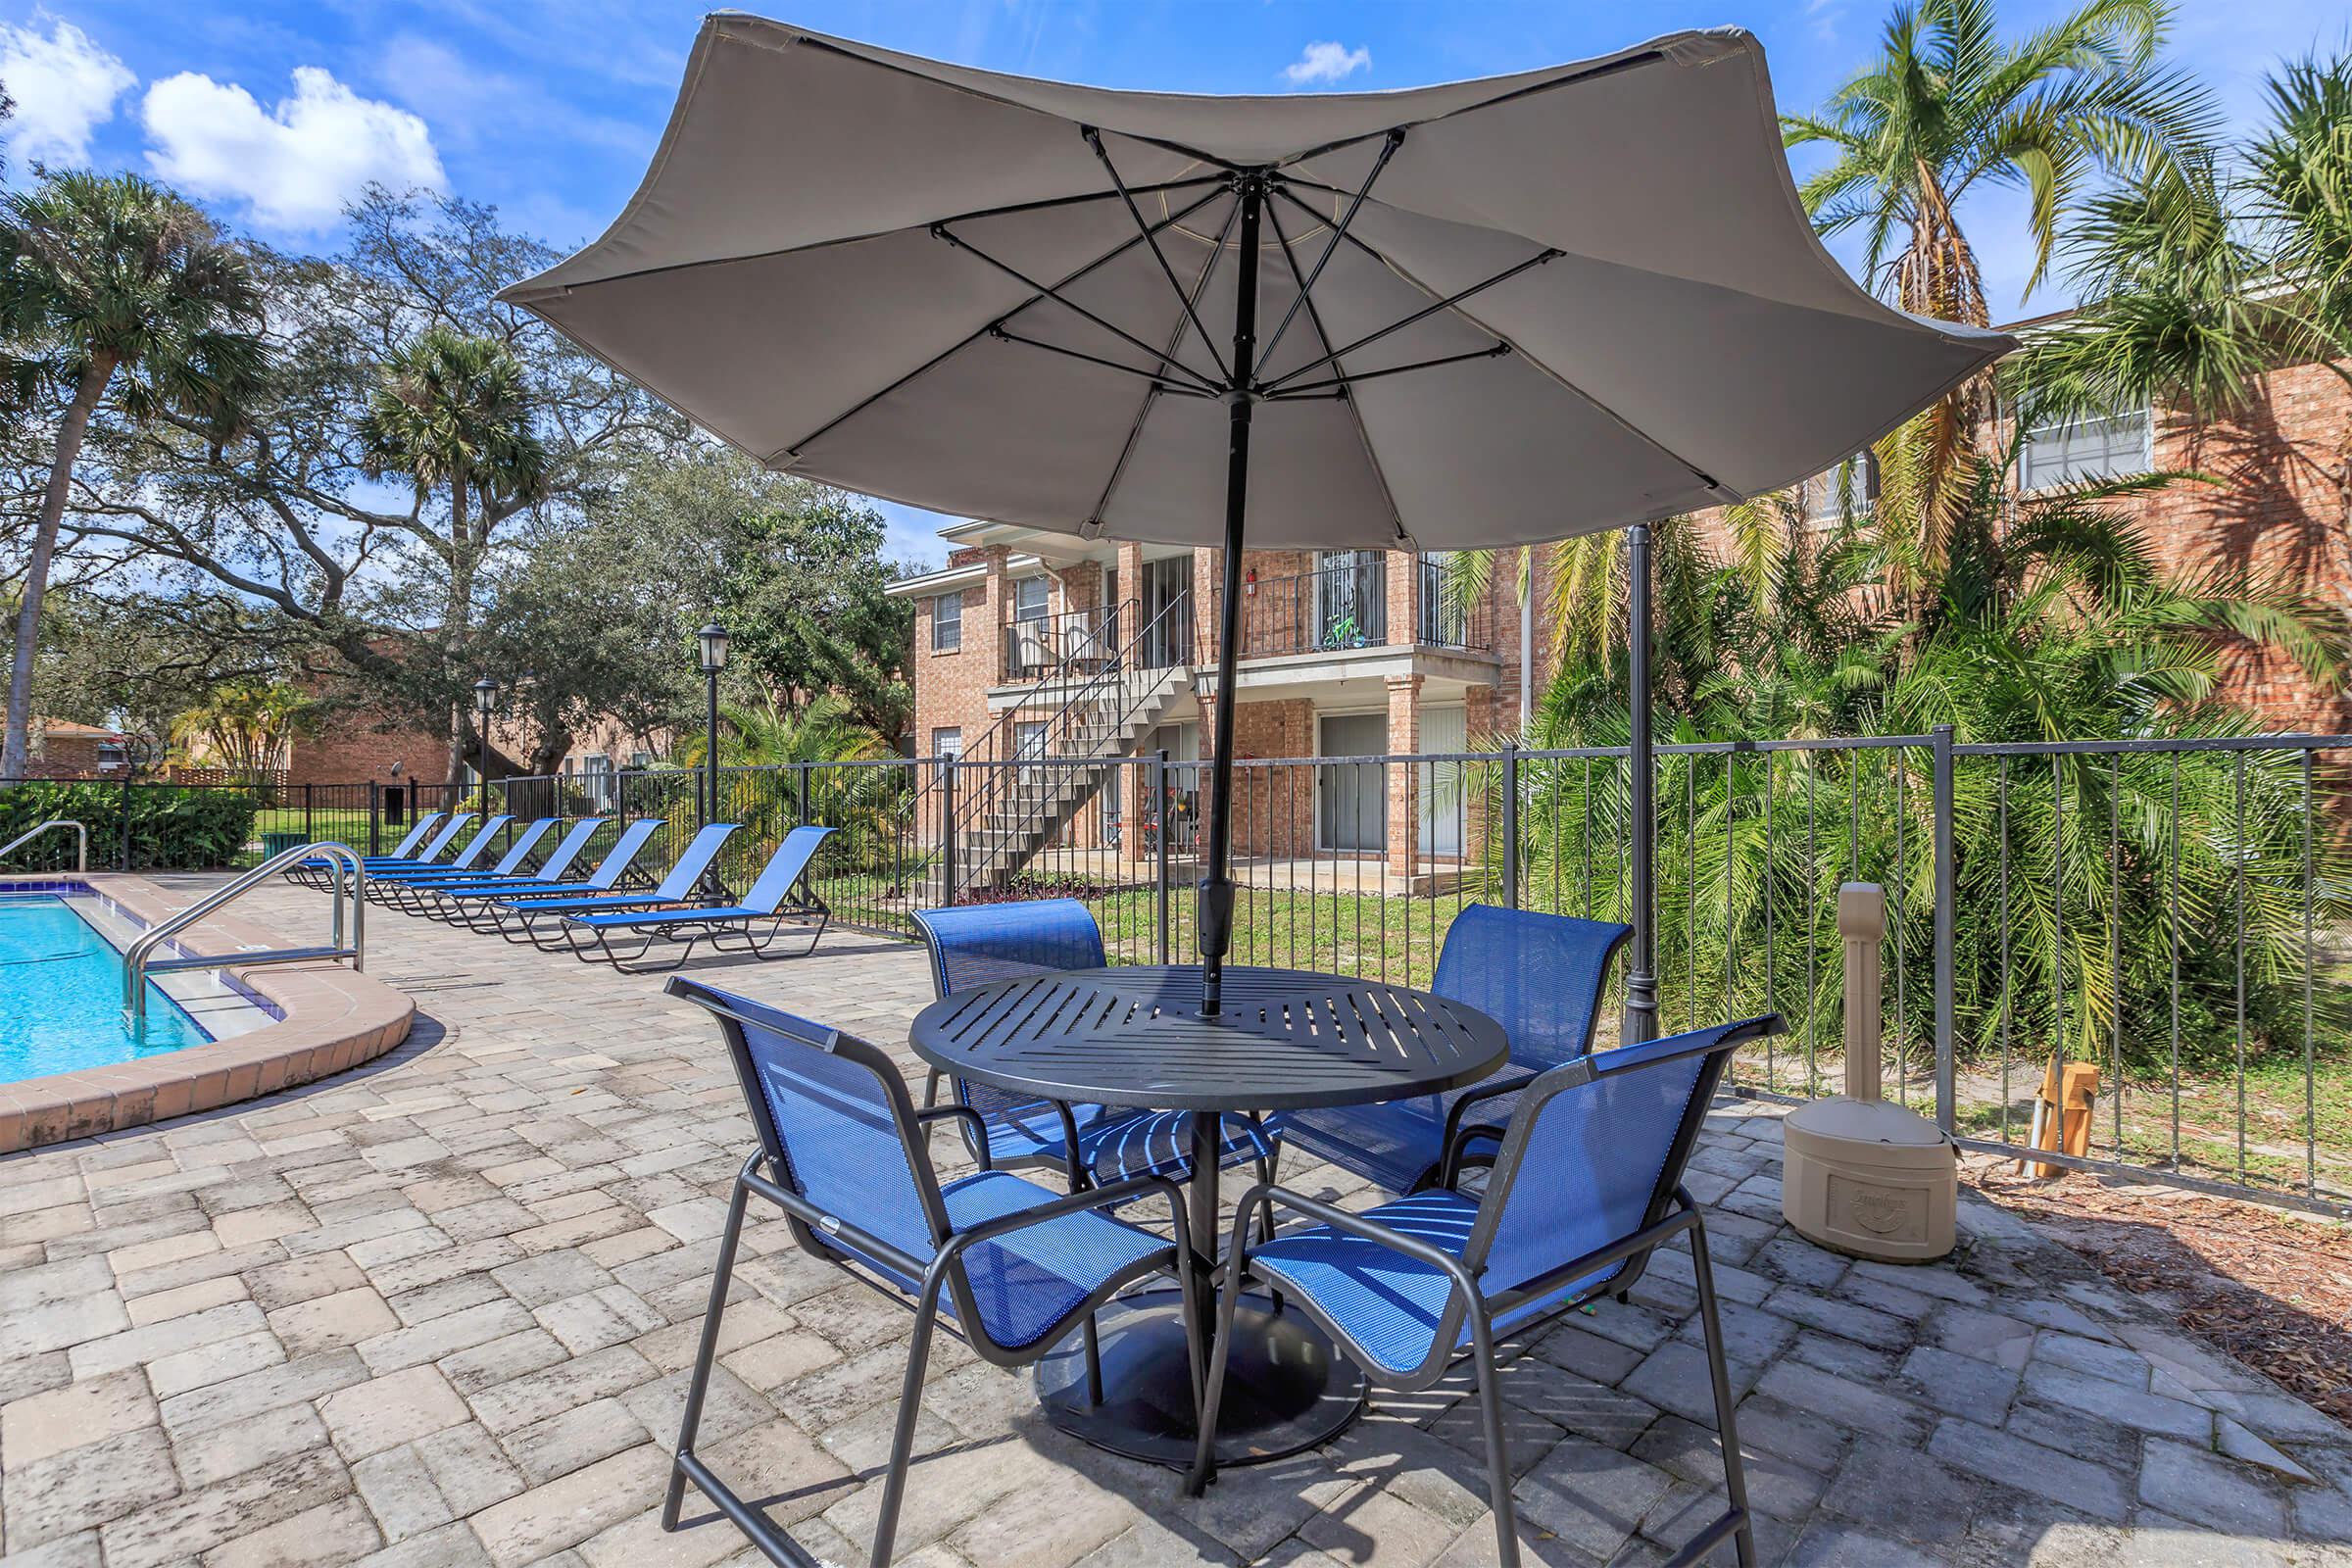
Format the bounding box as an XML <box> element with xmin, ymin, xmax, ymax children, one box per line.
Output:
<box><xmin>1232</xmin><ymin>556</ymin><xmax>1489</xmax><ymax>662</ymax></box>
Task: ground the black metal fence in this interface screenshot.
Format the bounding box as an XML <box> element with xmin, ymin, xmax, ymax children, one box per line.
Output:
<box><xmin>16</xmin><ymin>730</ymin><xmax>2343</xmax><ymax>1215</ymax></box>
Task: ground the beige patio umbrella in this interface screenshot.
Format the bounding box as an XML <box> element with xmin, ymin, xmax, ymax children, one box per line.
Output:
<box><xmin>503</xmin><ymin>15</ymin><xmax>2012</xmax><ymax>1021</ymax></box>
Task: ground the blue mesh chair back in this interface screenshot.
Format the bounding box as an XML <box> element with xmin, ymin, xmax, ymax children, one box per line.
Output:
<box><xmin>914</xmin><ymin>901</ymin><xmax>1105</xmax><ymax>1118</ymax></box>
<box><xmin>584</xmin><ymin>818</ymin><xmax>664</xmax><ymax>888</ymax></box>
<box><xmin>682</xmin><ymin>979</ymin><xmax>947</xmax><ymax>1266</ymax></box>
<box><xmin>1433</xmin><ymin>906</ymin><xmax>1627</xmax><ymax>1071</ymax></box>
<box><xmin>740</xmin><ymin>826</ymin><xmax>833</xmax><ymax>912</ymax></box>
<box><xmin>1467</xmin><ymin>1018</ymin><xmax>1757</xmax><ymax>1299</ymax></box>
<box><xmin>444</xmin><ymin>814</ymin><xmax>516</xmax><ymax>869</ymax></box>
<box><xmin>652</xmin><ymin>823</ymin><xmax>742</xmax><ymax>900</ymax></box>
<box><xmin>531</xmin><ymin>817</ymin><xmax>608</xmax><ymax>880</ymax></box>
<box><xmin>407</xmin><ymin>813</ymin><xmax>474</xmax><ymax>861</ymax></box>
<box><xmin>479</xmin><ymin>818</ymin><xmax>559</xmax><ymax>876</ymax></box>
<box><xmin>385</xmin><ymin>812</ymin><xmax>442</xmax><ymax>858</ymax></box>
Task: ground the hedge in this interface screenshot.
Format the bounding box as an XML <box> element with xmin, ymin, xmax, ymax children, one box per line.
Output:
<box><xmin>0</xmin><ymin>782</ymin><xmax>263</xmax><ymax>871</ymax></box>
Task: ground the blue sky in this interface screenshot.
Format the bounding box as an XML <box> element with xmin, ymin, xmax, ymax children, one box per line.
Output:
<box><xmin>3</xmin><ymin>0</ymin><xmax>2342</xmax><ymax>566</ymax></box>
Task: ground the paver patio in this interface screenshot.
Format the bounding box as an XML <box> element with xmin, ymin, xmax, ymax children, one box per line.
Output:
<box><xmin>2</xmin><ymin>875</ymin><xmax>2349</xmax><ymax>1567</ymax></box>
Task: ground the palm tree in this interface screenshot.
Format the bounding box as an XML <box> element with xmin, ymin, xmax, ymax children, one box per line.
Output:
<box><xmin>169</xmin><ymin>680</ymin><xmax>319</xmax><ymax>776</ymax></box>
<box><xmin>1783</xmin><ymin>0</ymin><xmax>2217</xmax><ymax>567</ymax></box>
<box><xmin>0</xmin><ymin>172</ymin><xmax>267</xmax><ymax>778</ymax></box>
<box><xmin>360</xmin><ymin>326</ymin><xmax>550</xmax><ymax>784</ymax></box>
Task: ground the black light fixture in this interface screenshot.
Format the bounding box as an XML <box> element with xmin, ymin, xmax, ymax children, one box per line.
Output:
<box><xmin>696</xmin><ymin>623</ymin><xmax>728</xmax><ymax>834</ymax></box>
<box><xmin>472</xmin><ymin>676</ymin><xmax>498</xmax><ymax>819</ymax></box>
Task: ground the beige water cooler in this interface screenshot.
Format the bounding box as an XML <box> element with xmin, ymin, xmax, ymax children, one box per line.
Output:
<box><xmin>1780</xmin><ymin>884</ymin><xmax>1957</xmax><ymax>1263</ymax></box>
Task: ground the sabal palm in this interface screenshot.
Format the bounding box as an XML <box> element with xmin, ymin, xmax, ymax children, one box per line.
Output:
<box><xmin>1785</xmin><ymin>0</ymin><xmax>2216</xmax><ymax>565</ymax></box>
<box><xmin>360</xmin><ymin>327</ymin><xmax>549</xmax><ymax>779</ymax></box>
<box><xmin>0</xmin><ymin>172</ymin><xmax>267</xmax><ymax>778</ymax></box>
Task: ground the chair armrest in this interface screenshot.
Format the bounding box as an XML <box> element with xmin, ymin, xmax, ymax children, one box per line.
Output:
<box><xmin>1229</xmin><ymin>1183</ymin><xmax>1484</xmax><ymax>1303</ymax></box>
<box><xmin>1433</xmin><ymin>1069</ymin><xmax>1542</xmax><ymax>1186</ymax></box>
<box><xmin>943</xmin><ymin>1170</ymin><xmax>1188</xmax><ymax>1252</ymax></box>
<box><xmin>911</xmin><ymin>1104</ymin><xmax>994</xmax><ymax>1170</ymax></box>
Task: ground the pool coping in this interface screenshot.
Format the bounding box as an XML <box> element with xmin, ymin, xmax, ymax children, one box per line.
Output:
<box><xmin>0</xmin><ymin>872</ymin><xmax>415</xmax><ymax>1154</ymax></box>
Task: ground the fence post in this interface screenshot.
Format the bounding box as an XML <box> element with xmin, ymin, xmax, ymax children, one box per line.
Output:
<box><xmin>797</xmin><ymin>763</ymin><xmax>811</xmax><ymax>828</ymax></box>
<box><xmin>940</xmin><ymin>760</ymin><xmax>958</xmax><ymax>907</ymax></box>
<box><xmin>1840</xmin><ymin>882</ymin><xmax>1886</xmax><ymax>1102</ymax></box>
<box><xmin>1500</xmin><ymin>742</ymin><xmax>1520</xmax><ymax>908</ymax></box>
<box><xmin>1153</xmin><ymin>749</ymin><xmax>1171</xmax><ymax>964</ymax></box>
<box><xmin>304</xmin><ymin>781</ymin><xmax>314</xmax><ymax>845</ymax></box>
<box><xmin>368</xmin><ymin>783</ymin><xmax>381</xmax><ymax>855</ymax></box>
<box><xmin>119</xmin><ymin>774</ymin><xmax>132</xmax><ymax>870</ymax></box>
<box><xmin>1932</xmin><ymin>724</ymin><xmax>1956</xmax><ymax>1132</ymax></box>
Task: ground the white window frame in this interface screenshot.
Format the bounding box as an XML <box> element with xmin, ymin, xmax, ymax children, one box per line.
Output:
<box><xmin>1798</xmin><ymin>455</ymin><xmax>1870</xmax><ymax>526</ymax></box>
<box><xmin>1012</xmin><ymin>576</ymin><xmax>1051</xmax><ymax>622</ymax></box>
<box><xmin>931</xmin><ymin>592</ymin><xmax>963</xmax><ymax>653</ymax></box>
<box><xmin>931</xmin><ymin>726</ymin><xmax>962</xmax><ymax>785</ymax></box>
<box><xmin>2019</xmin><ymin>401</ymin><xmax>2153</xmax><ymax>492</ymax></box>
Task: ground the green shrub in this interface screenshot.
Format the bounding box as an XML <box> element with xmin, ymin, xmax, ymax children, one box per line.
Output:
<box><xmin>0</xmin><ymin>782</ymin><xmax>263</xmax><ymax>871</ymax></box>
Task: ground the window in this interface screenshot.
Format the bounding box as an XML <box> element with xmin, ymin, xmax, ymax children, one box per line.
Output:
<box><xmin>1796</xmin><ymin>454</ymin><xmax>1871</xmax><ymax>526</ymax></box>
<box><xmin>930</xmin><ymin>726</ymin><xmax>961</xmax><ymax>784</ymax></box>
<box><xmin>2020</xmin><ymin>402</ymin><xmax>2151</xmax><ymax>491</ymax></box>
<box><xmin>628</xmin><ymin>752</ymin><xmax>654</xmax><ymax>769</ymax></box>
<box><xmin>931</xmin><ymin>592</ymin><xmax>963</xmax><ymax>653</ymax></box>
<box><xmin>95</xmin><ymin>743</ymin><xmax>126</xmax><ymax>773</ymax></box>
<box><xmin>1012</xmin><ymin>576</ymin><xmax>1050</xmax><ymax>622</ymax></box>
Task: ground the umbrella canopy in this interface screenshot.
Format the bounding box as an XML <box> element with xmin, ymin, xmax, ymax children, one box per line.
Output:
<box><xmin>504</xmin><ymin>16</ymin><xmax>2013</xmax><ymax>1012</ymax></box>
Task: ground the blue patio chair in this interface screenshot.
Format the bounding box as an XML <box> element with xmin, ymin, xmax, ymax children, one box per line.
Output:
<box><xmin>437</xmin><ymin>817</ymin><xmax>666</xmax><ymax>931</ymax></box>
<box><xmin>1282</xmin><ymin>905</ymin><xmax>1630</xmax><ymax>1195</ymax></box>
<box><xmin>408</xmin><ymin>816</ymin><xmax>607</xmax><ymax>920</ymax></box>
<box><xmin>288</xmin><ymin>811</ymin><xmax>442</xmax><ymax>887</ymax></box>
<box><xmin>376</xmin><ymin>817</ymin><xmax>560</xmax><ymax>913</ymax></box>
<box><xmin>1190</xmin><ymin>1012</ymin><xmax>1786</xmax><ymax>1568</ymax></box>
<box><xmin>559</xmin><ymin>825</ymin><xmax>834</xmax><ymax>967</ymax></box>
<box><xmin>662</xmin><ymin>977</ymin><xmax>1200</xmax><ymax>1568</ymax></box>
<box><xmin>911</xmin><ymin>900</ymin><xmax>1281</xmax><ymax>1193</ymax></box>
<box><xmin>356</xmin><ymin>812</ymin><xmax>474</xmax><ymax>872</ymax></box>
<box><xmin>487</xmin><ymin>822</ymin><xmax>740</xmax><ymax>945</ymax></box>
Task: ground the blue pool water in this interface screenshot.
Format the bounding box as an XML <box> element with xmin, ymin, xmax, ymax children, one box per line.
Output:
<box><xmin>0</xmin><ymin>894</ymin><xmax>212</xmax><ymax>1082</ymax></box>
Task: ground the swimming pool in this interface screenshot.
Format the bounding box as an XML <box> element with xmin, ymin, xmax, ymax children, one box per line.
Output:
<box><xmin>0</xmin><ymin>889</ymin><xmax>270</xmax><ymax>1084</ymax></box>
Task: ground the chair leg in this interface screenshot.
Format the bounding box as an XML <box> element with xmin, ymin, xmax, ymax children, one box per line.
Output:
<box><xmin>662</xmin><ymin>1163</ymin><xmax>752</xmax><ymax>1530</ymax></box>
<box><xmin>867</xmin><ymin>1280</ymin><xmax>945</xmax><ymax>1568</ymax></box>
<box><xmin>1689</xmin><ymin>1215</ymin><xmax>1756</xmax><ymax>1568</ymax></box>
<box><xmin>1467</xmin><ymin>1305</ymin><xmax>1522</xmax><ymax>1568</ymax></box>
<box><xmin>1183</xmin><ymin>1252</ymin><xmax>1249</xmax><ymax>1496</ymax></box>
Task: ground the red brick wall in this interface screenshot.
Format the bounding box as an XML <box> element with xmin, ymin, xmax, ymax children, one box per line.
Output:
<box><xmin>285</xmin><ymin>710</ymin><xmax>448</xmax><ymax>788</ymax></box>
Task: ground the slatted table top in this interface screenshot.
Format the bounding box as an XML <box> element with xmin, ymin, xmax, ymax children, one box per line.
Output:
<box><xmin>908</xmin><ymin>964</ymin><xmax>1509</xmax><ymax>1112</ymax></box>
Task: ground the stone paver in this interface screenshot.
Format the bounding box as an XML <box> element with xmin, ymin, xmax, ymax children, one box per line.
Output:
<box><xmin>0</xmin><ymin>876</ymin><xmax>2346</xmax><ymax>1567</ymax></box>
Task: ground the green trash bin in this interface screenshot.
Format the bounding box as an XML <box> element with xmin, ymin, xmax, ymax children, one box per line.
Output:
<box><xmin>260</xmin><ymin>830</ymin><xmax>308</xmax><ymax>858</ymax></box>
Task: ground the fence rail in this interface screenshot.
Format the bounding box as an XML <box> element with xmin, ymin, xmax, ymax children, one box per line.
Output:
<box><xmin>13</xmin><ymin>726</ymin><xmax>2348</xmax><ymax>1217</ymax></box>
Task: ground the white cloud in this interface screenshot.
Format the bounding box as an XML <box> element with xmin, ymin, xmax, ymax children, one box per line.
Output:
<box><xmin>140</xmin><ymin>66</ymin><xmax>443</xmax><ymax>231</ymax></box>
<box><xmin>1282</xmin><ymin>41</ymin><xmax>1371</xmax><ymax>88</ymax></box>
<box><xmin>0</xmin><ymin>17</ymin><xmax>136</xmax><ymax>166</ymax></box>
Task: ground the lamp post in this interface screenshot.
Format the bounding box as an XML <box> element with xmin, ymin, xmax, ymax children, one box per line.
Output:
<box><xmin>471</xmin><ymin>677</ymin><xmax>498</xmax><ymax>821</ymax></box>
<box><xmin>696</xmin><ymin>623</ymin><xmax>729</xmax><ymax>828</ymax></box>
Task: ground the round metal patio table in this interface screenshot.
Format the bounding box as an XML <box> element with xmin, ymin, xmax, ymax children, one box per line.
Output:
<box><xmin>908</xmin><ymin>963</ymin><xmax>1509</xmax><ymax>1468</ymax></box>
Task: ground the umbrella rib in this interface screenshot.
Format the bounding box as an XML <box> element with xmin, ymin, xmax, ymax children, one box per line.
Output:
<box><xmin>1083</xmin><ymin>127</ymin><xmax>1230</xmax><ymax>385</ymax></box>
<box><xmin>1265</xmin><ymin>187</ymin><xmax>1731</xmax><ymax>498</ymax></box>
<box><xmin>777</xmin><ymin>183</ymin><xmax>1229</xmax><ymax>460</ymax></box>
<box><xmin>1260</xmin><ymin>195</ymin><xmax>1409</xmax><ymax>546</ymax></box>
<box><xmin>1258</xmin><ymin>232</ymin><xmax>1559</xmax><ymax>393</ymax></box>
<box><xmin>987</xmin><ymin>326</ymin><xmax>1216</xmax><ymax>396</ymax></box>
<box><xmin>1263</xmin><ymin>344</ymin><xmax>1514</xmax><ymax>400</ymax></box>
<box><xmin>1253</xmin><ymin>129</ymin><xmax>1403</xmax><ymax>383</ymax></box>
<box><xmin>933</xmin><ymin>223</ymin><xmax>1227</xmax><ymax>397</ymax></box>
<box><xmin>1086</xmin><ymin>187</ymin><xmax>1245</xmax><ymax>532</ymax></box>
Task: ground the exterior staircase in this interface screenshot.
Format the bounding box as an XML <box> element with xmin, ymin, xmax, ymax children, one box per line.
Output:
<box><xmin>928</xmin><ymin>593</ymin><xmax>1192</xmax><ymax>900</ymax></box>
<box><xmin>957</xmin><ymin>666</ymin><xmax>1185</xmax><ymax>891</ymax></box>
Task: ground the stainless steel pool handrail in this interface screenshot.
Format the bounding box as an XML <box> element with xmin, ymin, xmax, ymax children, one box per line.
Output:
<box><xmin>123</xmin><ymin>842</ymin><xmax>366</xmax><ymax>1026</ymax></box>
<box><xmin>0</xmin><ymin>818</ymin><xmax>87</xmax><ymax>872</ymax></box>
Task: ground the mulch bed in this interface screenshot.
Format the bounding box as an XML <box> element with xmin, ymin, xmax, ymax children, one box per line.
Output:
<box><xmin>1966</xmin><ymin>1158</ymin><xmax>2352</xmax><ymax>1426</ymax></box>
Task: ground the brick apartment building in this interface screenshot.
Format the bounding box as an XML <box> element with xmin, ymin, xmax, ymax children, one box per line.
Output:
<box><xmin>24</xmin><ymin>717</ymin><xmax>131</xmax><ymax>778</ymax></box>
<box><xmin>891</xmin><ymin>324</ymin><xmax>2352</xmax><ymax>888</ymax></box>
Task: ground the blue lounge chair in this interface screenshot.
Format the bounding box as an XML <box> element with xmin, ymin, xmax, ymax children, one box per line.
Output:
<box><xmin>488</xmin><ymin>822</ymin><xmax>740</xmax><ymax>946</ymax></box>
<box><xmin>358</xmin><ymin>812</ymin><xmax>474</xmax><ymax>872</ymax></box>
<box><xmin>407</xmin><ymin>816</ymin><xmax>604</xmax><ymax>920</ymax></box>
<box><xmin>559</xmin><ymin>825</ymin><xmax>834</xmax><ymax>968</ymax></box>
<box><xmin>660</xmin><ymin>978</ymin><xmax>1200</xmax><ymax>1568</ymax></box>
<box><xmin>1282</xmin><ymin>905</ymin><xmax>1630</xmax><ymax>1195</ymax></box>
<box><xmin>437</xmin><ymin>818</ymin><xmax>665</xmax><ymax>932</ymax></box>
<box><xmin>1190</xmin><ymin>1013</ymin><xmax>1786</xmax><ymax>1568</ymax></box>
<box><xmin>377</xmin><ymin>818</ymin><xmax>560</xmax><ymax>913</ymax></box>
<box><xmin>364</xmin><ymin>815</ymin><xmax>514</xmax><ymax>902</ymax></box>
<box><xmin>911</xmin><ymin>900</ymin><xmax>1281</xmax><ymax>1194</ymax></box>
<box><xmin>288</xmin><ymin>811</ymin><xmax>442</xmax><ymax>887</ymax></box>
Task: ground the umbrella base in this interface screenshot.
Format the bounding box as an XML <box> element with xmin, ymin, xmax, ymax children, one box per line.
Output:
<box><xmin>1035</xmin><ymin>1287</ymin><xmax>1365</xmax><ymax>1467</ymax></box>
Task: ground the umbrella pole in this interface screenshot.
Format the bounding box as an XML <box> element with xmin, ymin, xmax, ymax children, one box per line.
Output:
<box><xmin>1622</xmin><ymin>521</ymin><xmax>1659</xmax><ymax>1044</ymax></box>
<box><xmin>1200</xmin><ymin>173</ymin><xmax>1264</xmax><ymax>1019</ymax></box>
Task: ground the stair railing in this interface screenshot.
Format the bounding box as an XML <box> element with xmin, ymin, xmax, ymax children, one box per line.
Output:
<box><xmin>0</xmin><ymin>818</ymin><xmax>87</xmax><ymax>872</ymax></box>
<box><xmin>924</xmin><ymin>591</ymin><xmax>1191</xmax><ymax>897</ymax></box>
<box><xmin>123</xmin><ymin>842</ymin><xmax>365</xmax><ymax>1026</ymax></box>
